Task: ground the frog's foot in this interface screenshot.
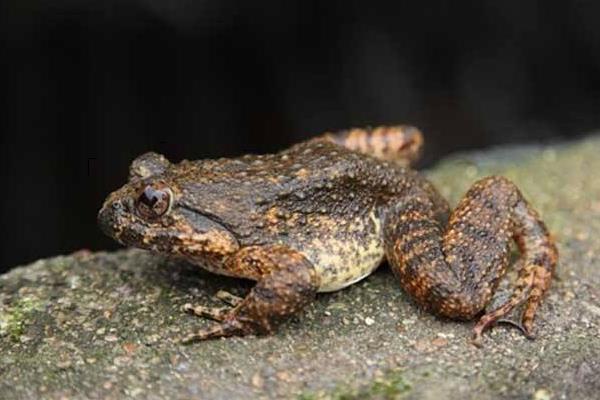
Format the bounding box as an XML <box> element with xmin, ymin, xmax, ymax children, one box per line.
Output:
<box><xmin>471</xmin><ymin>262</ymin><xmax>552</xmax><ymax>346</ymax></box>
<box><xmin>180</xmin><ymin>245</ymin><xmax>318</xmax><ymax>344</ymax></box>
<box><xmin>472</xmin><ymin>310</ymin><xmax>536</xmax><ymax>347</ymax></box>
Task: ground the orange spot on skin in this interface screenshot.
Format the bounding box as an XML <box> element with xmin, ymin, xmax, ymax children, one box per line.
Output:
<box><xmin>295</xmin><ymin>168</ymin><xmax>310</xmax><ymax>179</ymax></box>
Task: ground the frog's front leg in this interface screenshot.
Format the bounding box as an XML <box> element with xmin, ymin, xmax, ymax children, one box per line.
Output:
<box><xmin>181</xmin><ymin>246</ymin><xmax>319</xmax><ymax>343</ymax></box>
<box><xmin>384</xmin><ymin>176</ymin><xmax>558</xmax><ymax>346</ymax></box>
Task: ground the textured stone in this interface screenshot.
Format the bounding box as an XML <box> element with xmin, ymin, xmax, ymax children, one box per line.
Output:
<box><xmin>1</xmin><ymin>135</ymin><xmax>599</xmax><ymax>399</ymax></box>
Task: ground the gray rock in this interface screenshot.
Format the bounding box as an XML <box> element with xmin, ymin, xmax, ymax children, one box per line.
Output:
<box><xmin>2</xmin><ymin>136</ymin><xmax>600</xmax><ymax>399</ymax></box>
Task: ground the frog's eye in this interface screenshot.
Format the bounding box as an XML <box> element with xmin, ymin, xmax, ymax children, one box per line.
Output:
<box><xmin>135</xmin><ymin>184</ymin><xmax>172</xmax><ymax>220</ymax></box>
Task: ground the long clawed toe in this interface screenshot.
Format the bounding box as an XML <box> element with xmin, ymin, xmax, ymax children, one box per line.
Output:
<box><xmin>497</xmin><ymin>318</ymin><xmax>536</xmax><ymax>339</ymax></box>
<box><xmin>471</xmin><ymin>317</ymin><xmax>495</xmax><ymax>348</ymax></box>
<box><xmin>472</xmin><ymin>314</ymin><xmax>537</xmax><ymax>347</ymax></box>
<box><xmin>215</xmin><ymin>290</ymin><xmax>244</xmax><ymax>307</ymax></box>
<box><xmin>183</xmin><ymin>290</ymin><xmax>244</xmax><ymax>320</ymax></box>
<box><xmin>183</xmin><ymin>303</ymin><xmax>229</xmax><ymax>321</ymax></box>
<box><xmin>180</xmin><ymin>320</ymin><xmax>244</xmax><ymax>344</ymax></box>
<box><xmin>180</xmin><ymin>290</ymin><xmax>248</xmax><ymax>343</ymax></box>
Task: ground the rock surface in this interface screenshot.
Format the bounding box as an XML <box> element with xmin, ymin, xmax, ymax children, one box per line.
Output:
<box><xmin>2</xmin><ymin>136</ymin><xmax>600</xmax><ymax>399</ymax></box>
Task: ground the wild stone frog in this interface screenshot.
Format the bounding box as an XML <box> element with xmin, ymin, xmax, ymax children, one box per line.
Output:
<box><xmin>98</xmin><ymin>126</ymin><xmax>557</xmax><ymax>345</ymax></box>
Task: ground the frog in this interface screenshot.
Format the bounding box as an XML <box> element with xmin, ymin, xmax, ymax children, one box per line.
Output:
<box><xmin>98</xmin><ymin>125</ymin><xmax>558</xmax><ymax>346</ymax></box>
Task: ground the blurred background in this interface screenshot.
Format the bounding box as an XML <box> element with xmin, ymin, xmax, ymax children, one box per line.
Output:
<box><xmin>1</xmin><ymin>1</ymin><xmax>599</xmax><ymax>272</ymax></box>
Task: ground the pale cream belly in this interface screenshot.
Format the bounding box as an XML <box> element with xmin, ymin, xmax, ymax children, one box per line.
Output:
<box><xmin>314</xmin><ymin>253</ymin><xmax>384</xmax><ymax>292</ymax></box>
<box><xmin>299</xmin><ymin>212</ymin><xmax>386</xmax><ymax>292</ymax></box>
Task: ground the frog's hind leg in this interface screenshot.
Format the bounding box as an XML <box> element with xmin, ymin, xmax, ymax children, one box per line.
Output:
<box><xmin>383</xmin><ymin>176</ymin><xmax>558</xmax><ymax>346</ymax></box>
<box><xmin>180</xmin><ymin>246</ymin><xmax>319</xmax><ymax>343</ymax></box>
<box><xmin>319</xmin><ymin>125</ymin><xmax>424</xmax><ymax>167</ymax></box>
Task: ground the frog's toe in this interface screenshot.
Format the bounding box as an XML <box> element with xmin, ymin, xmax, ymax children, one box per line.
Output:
<box><xmin>472</xmin><ymin>315</ymin><xmax>536</xmax><ymax>347</ymax></box>
<box><xmin>183</xmin><ymin>303</ymin><xmax>229</xmax><ymax>321</ymax></box>
<box><xmin>180</xmin><ymin>320</ymin><xmax>245</xmax><ymax>344</ymax></box>
<box><xmin>215</xmin><ymin>290</ymin><xmax>244</xmax><ymax>307</ymax></box>
<box><xmin>471</xmin><ymin>296</ymin><xmax>528</xmax><ymax>346</ymax></box>
<box><xmin>471</xmin><ymin>331</ymin><xmax>484</xmax><ymax>348</ymax></box>
<box><xmin>497</xmin><ymin>318</ymin><xmax>536</xmax><ymax>340</ymax></box>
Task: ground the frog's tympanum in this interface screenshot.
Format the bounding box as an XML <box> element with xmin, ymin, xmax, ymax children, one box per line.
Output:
<box><xmin>98</xmin><ymin>126</ymin><xmax>557</xmax><ymax>346</ymax></box>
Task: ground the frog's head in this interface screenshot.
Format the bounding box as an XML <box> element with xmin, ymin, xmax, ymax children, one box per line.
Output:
<box><xmin>98</xmin><ymin>152</ymin><xmax>239</xmax><ymax>263</ymax></box>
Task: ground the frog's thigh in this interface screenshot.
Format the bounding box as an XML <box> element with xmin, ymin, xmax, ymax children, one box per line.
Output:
<box><xmin>181</xmin><ymin>246</ymin><xmax>319</xmax><ymax>342</ymax></box>
<box><xmin>320</xmin><ymin>125</ymin><xmax>424</xmax><ymax>166</ymax></box>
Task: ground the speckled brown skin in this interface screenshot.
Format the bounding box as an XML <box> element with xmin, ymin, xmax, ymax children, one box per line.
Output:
<box><xmin>384</xmin><ymin>176</ymin><xmax>558</xmax><ymax>346</ymax></box>
<box><xmin>319</xmin><ymin>125</ymin><xmax>424</xmax><ymax>167</ymax></box>
<box><xmin>98</xmin><ymin>125</ymin><xmax>557</xmax><ymax>345</ymax></box>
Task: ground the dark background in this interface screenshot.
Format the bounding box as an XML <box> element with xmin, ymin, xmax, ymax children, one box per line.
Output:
<box><xmin>1</xmin><ymin>1</ymin><xmax>599</xmax><ymax>272</ymax></box>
